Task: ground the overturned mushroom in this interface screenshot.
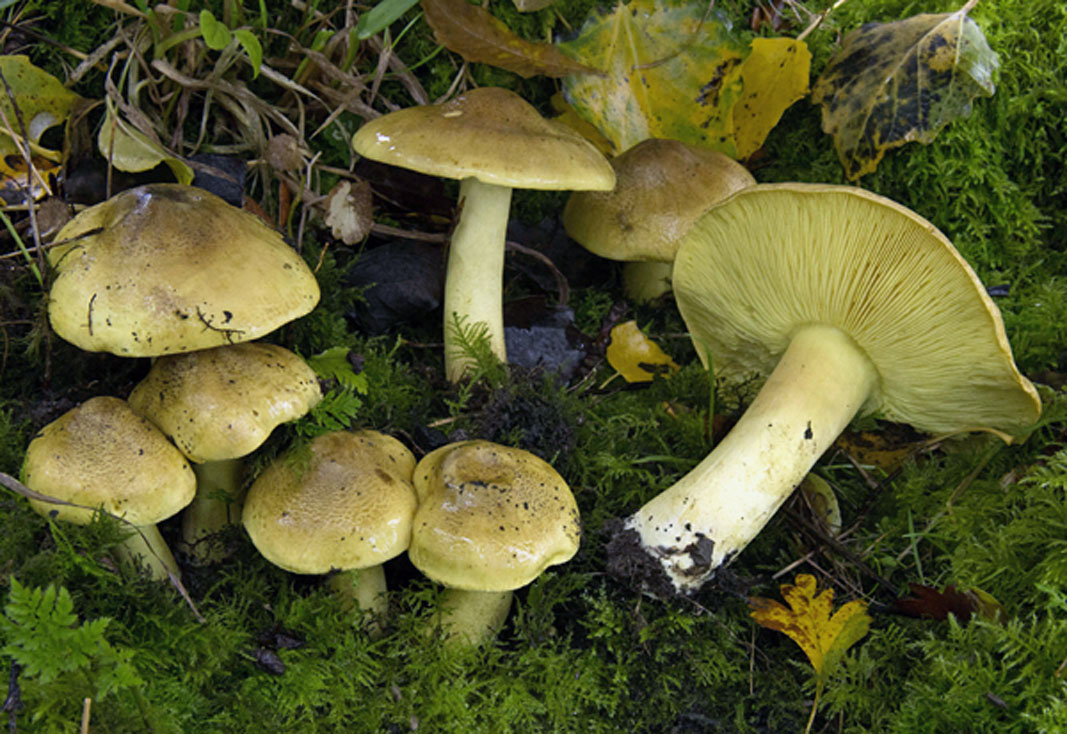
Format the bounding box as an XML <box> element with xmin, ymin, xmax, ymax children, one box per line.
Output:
<box><xmin>608</xmin><ymin>184</ymin><xmax>1041</xmax><ymax>596</ymax></box>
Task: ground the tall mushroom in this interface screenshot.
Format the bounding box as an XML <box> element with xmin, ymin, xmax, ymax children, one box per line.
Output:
<box><xmin>242</xmin><ymin>430</ymin><xmax>418</xmax><ymax>627</ymax></box>
<box><xmin>47</xmin><ymin>183</ymin><xmax>319</xmax><ymax>356</ymax></box>
<box><xmin>563</xmin><ymin>138</ymin><xmax>754</xmax><ymax>302</ymax></box>
<box><xmin>351</xmin><ymin>87</ymin><xmax>615</xmax><ymax>381</ymax></box>
<box><xmin>408</xmin><ymin>440</ymin><xmax>581</xmax><ymax>644</ymax></box>
<box><xmin>20</xmin><ymin>396</ymin><xmax>196</xmax><ymax>581</ymax></box>
<box><xmin>127</xmin><ymin>342</ymin><xmax>323</xmax><ymax>564</ymax></box>
<box><xmin>608</xmin><ymin>184</ymin><xmax>1042</xmax><ymax>596</ymax></box>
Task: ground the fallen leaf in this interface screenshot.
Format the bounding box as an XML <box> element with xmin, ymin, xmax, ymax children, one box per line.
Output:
<box><xmin>605</xmin><ymin>320</ymin><xmax>679</xmax><ymax>383</ymax></box>
<box><xmin>798</xmin><ymin>474</ymin><xmax>841</xmax><ymax>536</ymax></box>
<box><xmin>324</xmin><ymin>179</ymin><xmax>373</xmax><ymax>245</ymax></box>
<box><xmin>97</xmin><ymin>103</ymin><xmax>194</xmax><ymax>185</ymax></box>
<box><xmin>892</xmin><ymin>582</ymin><xmax>1005</xmax><ymax>623</ymax></box>
<box><xmin>833</xmin><ymin>426</ymin><xmax>927</xmax><ymax>471</ymax></box>
<box><xmin>732</xmin><ymin>37</ymin><xmax>811</xmax><ymax>159</ymax></box>
<box><xmin>421</xmin><ymin>0</ymin><xmax>602</xmax><ymax>78</ymax></box>
<box><xmin>750</xmin><ymin>574</ymin><xmax>871</xmax><ymax>685</ymax></box>
<box><xmin>0</xmin><ymin>55</ymin><xmax>86</xmax><ymax>199</ymax></box>
<box><xmin>558</xmin><ymin>0</ymin><xmax>748</xmax><ymax>155</ymax></box>
<box><xmin>811</xmin><ymin>2</ymin><xmax>998</xmax><ymax>179</ymax></box>
<box><xmin>549</xmin><ymin>92</ymin><xmax>614</xmax><ymax>157</ymax></box>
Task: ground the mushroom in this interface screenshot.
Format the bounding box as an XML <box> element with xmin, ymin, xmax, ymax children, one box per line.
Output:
<box><xmin>127</xmin><ymin>342</ymin><xmax>323</xmax><ymax>564</ymax></box>
<box><xmin>408</xmin><ymin>440</ymin><xmax>581</xmax><ymax>644</ymax></box>
<box><xmin>20</xmin><ymin>396</ymin><xmax>196</xmax><ymax>581</ymax></box>
<box><xmin>351</xmin><ymin>87</ymin><xmax>615</xmax><ymax>381</ymax></box>
<box><xmin>242</xmin><ymin>430</ymin><xmax>417</xmax><ymax>627</ymax></box>
<box><xmin>563</xmin><ymin>138</ymin><xmax>754</xmax><ymax>302</ymax></box>
<box><xmin>47</xmin><ymin>183</ymin><xmax>320</xmax><ymax>356</ymax></box>
<box><xmin>607</xmin><ymin>183</ymin><xmax>1042</xmax><ymax>596</ymax></box>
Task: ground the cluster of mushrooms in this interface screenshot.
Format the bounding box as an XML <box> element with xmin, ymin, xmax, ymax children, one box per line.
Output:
<box><xmin>19</xmin><ymin>85</ymin><xmax>1043</xmax><ymax>645</ymax></box>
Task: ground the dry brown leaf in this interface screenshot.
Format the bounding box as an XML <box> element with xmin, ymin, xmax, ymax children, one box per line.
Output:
<box><xmin>421</xmin><ymin>0</ymin><xmax>602</xmax><ymax>78</ymax></box>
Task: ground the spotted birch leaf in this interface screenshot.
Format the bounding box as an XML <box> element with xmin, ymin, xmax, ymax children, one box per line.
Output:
<box><xmin>811</xmin><ymin>1</ymin><xmax>998</xmax><ymax>179</ymax></box>
<box><xmin>749</xmin><ymin>573</ymin><xmax>871</xmax><ymax>686</ymax></box>
<box><xmin>557</xmin><ymin>0</ymin><xmax>748</xmax><ymax>156</ymax></box>
<box><xmin>606</xmin><ymin>320</ymin><xmax>679</xmax><ymax>383</ymax></box>
<box><xmin>421</xmin><ymin>0</ymin><xmax>602</xmax><ymax>78</ymax></box>
<box><xmin>97</xmin><ymin>102</ymin><xmax>194</xmax><ymax>185</ymax></box>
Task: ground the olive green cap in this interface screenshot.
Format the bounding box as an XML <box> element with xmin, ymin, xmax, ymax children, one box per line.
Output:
<box><xmin>409</xmin><ymin>440</ymin><xmax>581</xmax><ymax>592</ymax></box>
<box><xmin>48</xmin><ymin>184</ymin><xmax>320</xmax><ymax>356</ymax></box>
<box><xmin>242</xmin><ymin>430</ymin><xmax>417</xmax><ymax>574</ymax></box>
<box><xmin>128</xmin><ymin>342</ymin><xmax>322</xmax><ymax>463</ymax></box>
<box><xmin>21</xmin><ymin>396</ymin><xmax>196</xmax><ymax>526</ymax></box>
<box><xmin>352</xmin><ymin>87</ymin><xmax>615</xmax><ymax>191</ymax></box>
<box><xmin>564</xmin><ymin>138</ymin><xmax>755</xmax><ymax>262</ymax></box>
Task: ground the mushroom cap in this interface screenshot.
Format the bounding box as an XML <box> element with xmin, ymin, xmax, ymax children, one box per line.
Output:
<box><xmin>563</xmin><ymin>138</ymin><xmax>755</xmax><ymax>262</ymax></box>
<box><xmin>21</xmin><ymin>396</ymin><xmax>196</xmax><ymax>526</ymax></box>
<box><xmin>351</xmin><ymin>87</ymin><xmax>615</xmax><ymax>191</ymax></box>
<box><xmin>47</xmin><ymin>184</ymin><xmax>320</xmax><ymax>356</ymax></box>
<box><xmin>409</xmin><ymin>440</ymin><xmax>581</xmax><ymax>592</ymax></box>
<box><xmin>672</xmin><ymin>183</ymin><xmax>1041</xmax><ymax>435</ymax></box>
<box><xmin>242</xmin><ymin>430</ymin><xmax>417</xmax><ymax>574</ymax></box>
<box><xmin>127</xmin><ymin>342</ymin><xmax>323</xmax><ymax>463</ymax></box>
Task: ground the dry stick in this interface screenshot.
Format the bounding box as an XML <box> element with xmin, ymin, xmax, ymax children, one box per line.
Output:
<box><xmin>0</xmin><ymin>471</ymin><xmax>206</xmax><ymax>623</ymax></box>
<box><xmin>80</xmin><ymin>698</ymin><xmax>91</xmax><ymax>734</ymax></box>
<box><xmin>796</xmin><ymin>0</ymin><xmax>850</xmax><ymax>42</ymax></box>
<box><xmin>504</xmin><ymin>240</ymin><xmax>570</xmax><ymax>307</ymax></box>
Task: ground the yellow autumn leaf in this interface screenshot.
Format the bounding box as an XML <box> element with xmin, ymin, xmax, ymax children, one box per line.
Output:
<box><xmin>0</xmin><ymin>55</ymin><xmax>86</xmax><ymax>199</ymax></box>
<box><xmin>558</xmin><ymin>0</ymin><xmax>748</xmax><ymax>156</ymax></box>
<box><xmin>605</xmin><ymin>320</ymin><xmax>679</xmax><ymax>383</ymax></box>
<box><xmin>811</xmin><ymin>1</ymin><xmax>998</xmax><ymax>179</ymax></box>
<box><xmin>749</xmin><ymin>573</ymin><xmax>871</xmax><ymax>683</ymax></box>
<box><xmin>733</xmin><ymin>37</ymin><xmax>811</xmax><ymax>159</ymax></box>
<box><xmin>97</xmin><ymin>103</ymin><xmax>194</xmax><ymax>185</ymax></box>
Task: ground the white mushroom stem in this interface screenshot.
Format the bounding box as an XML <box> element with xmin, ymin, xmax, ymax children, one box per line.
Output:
<box><xmin>327</xmin><ymin>566</ymin><xmax>389</xmax><ymax>627</ymax></box>
<box><xmin>619</xmin><ymin>324</ymin><xmax>877</xmax><ymax>594</ymax></box>
<box><xmin>181</xmin><ymin>459</ymin><xmax>244</xmax><ymax>564</ymax></box>
<box><xmin>443</xmin><ymin>178</ymin><xmax>512</xmax><ymax>382</ymax></box>
<box><xmin>114</xmin><ymin>524</ymin><xmax>181</xmax><ymax>582</ymax></box>
<box><xmin>435</xmin><ymin>589</ymin><xmax>513</xmax><ymax>645</ymax></box>
<box><xmin>622</xmin><ymin>260</ymin><xmax>673</xmax><ymax>303</ymax></box>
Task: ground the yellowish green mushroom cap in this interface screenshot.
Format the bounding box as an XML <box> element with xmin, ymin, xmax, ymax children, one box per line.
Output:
<box><xmin>47</xmin><ymin>184</ymin><xmax>320</xmax><ymax>356</ymax></box>
<box><xmin>351</xmin><ymin>87</ymin><xmax>616</xmax><ymax>191</ymax></box>
<box><xmin>242</xmin><ymin>430</ymin><xmax>417</xmax><ymax>574</ymax></box>
<box><xmin>409</xmin><ymin>440</ymin><xmax>581</xmax><ymax>592</ymax></box>
<box><xmin>21</xmin><ymin>396</ymin><xmax>196</xmax><ymax>526</ymax></box>
<box><xmin>127</xmin><ymin>343</ymin><xmax>323</xmax><ymax>463</ymax></box>
<box><xmin>563</xmin><ymin>138</ymin><xmax>755</xmax><ymax>263</ymax></box>
<box><xmin>20</xmin><ymin>396</ymin><xmax>196</xmax><ymax>580</ymax></box>
<box><xmin>673</xmin><ymin>183</ymin><xmax>1040</xmax><ymax>434</ymax></box>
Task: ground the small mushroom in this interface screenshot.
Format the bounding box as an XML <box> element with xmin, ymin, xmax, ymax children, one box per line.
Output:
<box><xmin>607</xmin><ymin>184</ymin><xmax>1042</xmax><ymax>596</ymax></box>
<box><xmin>47</xmin><ymin>183</ymin><xmax>320</xmax><ymax>356</ymax></box>
<box><xmin>20</xmin><ymin>396</ymin><xmax>197</xmax><ymax>581</ymax></box>
<box><xmin>242</xmin><ymin>430</ymin><xmax>417</xmax><ymax>629</ymax></box>
<box><xmin>352</xmin><ymin>87</ymin><xmax>615</xmax><ymax>381</ymax></box>
<box><xmin>563</xmin><ymin>138</ymin><xmax>754</xmax><ymax>302</ymax></box>
<box><xmin>128</xmin><ymin>342</ymin><xmax>323</xmax><ymax>564</ymax></box>
<box><xmin>408</xmin><ymin>440</ymin><xmax>581</xmax><ymax>644</ymax></box>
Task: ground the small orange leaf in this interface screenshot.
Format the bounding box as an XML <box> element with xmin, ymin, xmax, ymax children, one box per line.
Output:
<box><xmin>605</xmin><ymin>320</ymin><xmax>679</xmax><ymax>383</ymax></box>
<box><xmin>422</xmin><ymin>0</ymin><xmax>602</xmax><ymax>79</ymax></box>
<box><xmin>749</xmin><ymin>574</ymin><xmax>871</xmax><ymax>683</ymax></box>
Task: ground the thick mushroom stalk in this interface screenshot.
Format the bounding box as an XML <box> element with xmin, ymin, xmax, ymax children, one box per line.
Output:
<box><xmin>444</xmin><ymin>179</ymin><xmax>512</xmax><ymax>380</ymax></box>
<box><xmin>182</xmin><ymin>458</ymin><xmax>244</xmax><ymax>561</ymax></box>
<box><xmin>607</xmin><ymin>183</ymin><xmax>1042</xmax><ymax>597</ymax></box>
<box><xmin>610</xmin><ymin>324</ymin><xmax>876</xmax><ymax>593</ymax></box>
<box><xmin>435</xmin><ymin>589</ymin><xmax>513</xmax><ymax>645</ymax></box>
